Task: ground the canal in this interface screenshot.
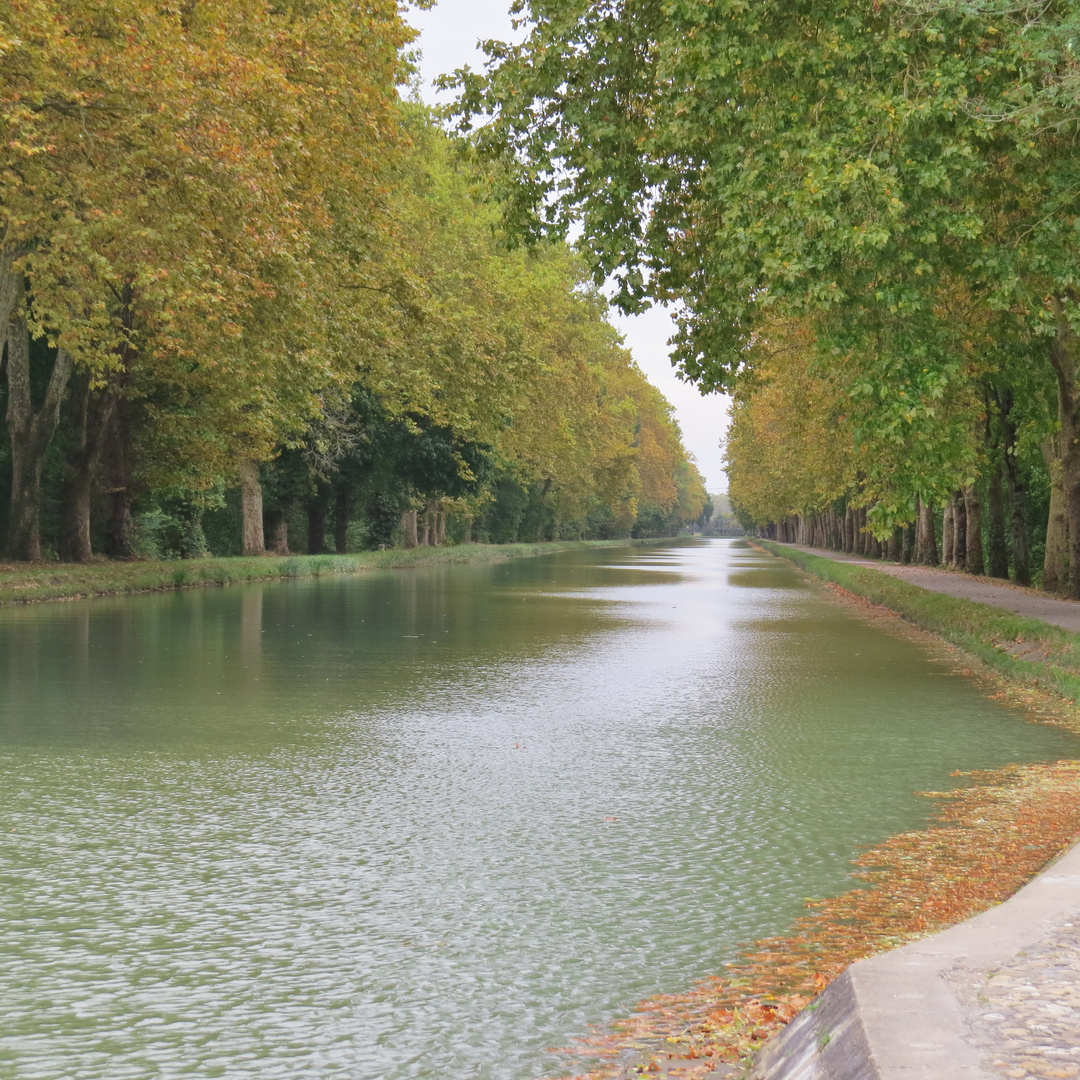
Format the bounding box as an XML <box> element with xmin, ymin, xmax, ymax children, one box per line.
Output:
<box><xmin>1</xmin><ymin>539</ymin><xmax>1076</xmax><ymax>1079</ymax></box>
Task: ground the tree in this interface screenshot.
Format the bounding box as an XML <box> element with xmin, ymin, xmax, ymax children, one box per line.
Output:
<box><xmin>1</xmin><ymin>0</ymin><xmax>412</xmax><ymax>558</ymax></box>
<box><xmin>455</xmin><ymin>0</ymin><xmax>1080</xmax><ymax>592</ymax></box>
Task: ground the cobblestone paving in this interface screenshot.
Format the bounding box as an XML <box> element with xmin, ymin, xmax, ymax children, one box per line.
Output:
<box><xmin>966</xmin><ymin>922</ymin><xmax>1080</xmax><ymax>1079</ymax></box>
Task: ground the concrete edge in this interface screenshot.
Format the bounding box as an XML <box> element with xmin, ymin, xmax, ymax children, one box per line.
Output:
<box><xmin>747</xmin><ymin>836</ymin><xmax>1080</xmax><ymax>1079</ymax></box>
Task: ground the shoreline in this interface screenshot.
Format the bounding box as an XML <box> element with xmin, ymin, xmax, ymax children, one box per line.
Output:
<box><xmin>0</xmin><ymin>539</ymin><xmax>649</xmax><ymax>608</ymax></box>
<box><xmin>554</xmin><ymin>541</ymin><xmax>1080</xmax><ymax>1080</ymax></box>
<box><xmin>757</xmin><ymin>539</ymin><xmax>1080</xmax><ymax>707</ymax></box>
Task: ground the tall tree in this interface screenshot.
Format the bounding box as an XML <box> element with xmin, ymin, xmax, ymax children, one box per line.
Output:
<box><xmin>455</xmin><ymin>0</ymin><xmax>1080</xmax><ymax>590</ymax></box>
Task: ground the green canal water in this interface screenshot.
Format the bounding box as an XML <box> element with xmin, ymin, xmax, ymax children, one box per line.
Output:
<box><xmin>1</xmin><ymin>539</ymin><xmax>1077</xmax><ymax>1079</ymax></box>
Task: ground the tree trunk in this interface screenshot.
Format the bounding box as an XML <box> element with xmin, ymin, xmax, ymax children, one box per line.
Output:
<box><xmin>105</xmin><ymin>491</ymin><xmax>134</xmax><ymax>559</ymax></box>
<box><xmin>58</xmin><ymin>374</ymin><xmax>91</xmax><ymax>563</ymax></box>
<box><xmin>1044</xmin><ymin>451</ymin><xmax>1069</xmax><ymax>594</ymax></box>
<box><xmin>1048</xmin><ymin>308</ymin><xmax>1080</xmax><ymax>598</ymax></box>
<box><xmin>59</xmin><ymin>465</ymin><xmax>93</xmax><ymax>563</ymax></box>
<box><xmin>1004</xmin><ymin>456</ymin><xmax>1032</xmax><ymax>588</ymax></box>
<box><xmin>59</xmin><ymin>381</ymin><xmax>118</xmax><ymax>563</ymax></box>
<box><xmin>915</xmin><ymin>496</ymin><xmax>939</xmax><ymax>565</ymax></box>
<box><xmin>901</xmin><ymin>521</ymin><xmax>915</xmax><ymax>564</ymax></box>
<box><xmin>239</xmin><ymin>459</ymin><xmax>265</xmax><ymax>556</ymax></box>
<box><xmin>843</xmin><ymin>505</ymin><xmax>855</xmax><ymax>552</ymax></box>
<box><xmin>4</xmin><ymin>283</ymin><xmax>73</xmax><ymax>561</ymax></box>
<box><xmin>334</xmin><ymin>488</ymin><xmax>350</xmax><ymax>554</ymax></box>
<box><xmin>951</xmin><ymin>491</ymin><xmax>966</xmax><ymax>568</ymax></box>
<box><xmin>264</xmin><ymin>508</ymin><xmax>289</xmax><ymax>554</ymax></box>
<box><xmin>307</xmin><ymin>496</ymin><xmax>327</xmax><ymax>555</ymax></box>
<box><xmin>401</xmin><ymin>509</ymin><xmax>418</xmax><ymax>548</ymax></box>
<box><xmin>941</xmin><ymin>500</ymin><xmax>954</xmax><ymax>566</ymax></box>
<box><xmin>964</xmin><ymin>484</ymin><xmax>984</xmax><ymax>576</ymax></box>
<box><xmin>103</xmin><ymin>396</ymin><xmax>135</xmax><ymax>559</ymax></box>
<box><xmin>0</xmin><ymin>246</ymin><xmax>22</xmax><ymax>333</ymax></box>
<box><xmin>437</xmin><ymin>511</ymin><xmax>447</xmax><ymax>546</ymax></box>
<box><xmin>59</xmin><ymin>283</ymin><xmax>135</xmax><ymax>564</ymax></box>
<box><xmin>986</xmin><ymin>467</ymin><xmax>1009</xmax><ymax>579</ymax></box>
<box><xmin>887</xmin><ymin>528</ymin><xmax>901</xmax><ymax>562</ymax></box>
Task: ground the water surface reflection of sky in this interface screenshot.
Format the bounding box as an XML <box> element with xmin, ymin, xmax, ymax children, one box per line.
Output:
<box><xmin>0</xmin><ymin>540</ymin><xmax>1075</xmax><ymax>1079</ymax></box>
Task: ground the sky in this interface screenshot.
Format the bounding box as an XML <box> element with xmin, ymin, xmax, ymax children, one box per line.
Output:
<box><xmin>404</xmin><ymin>1</ymin><xmax>731</xmax><ymax>493</ymax></box>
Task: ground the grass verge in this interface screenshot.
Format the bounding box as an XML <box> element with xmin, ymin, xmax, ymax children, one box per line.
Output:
<box><xmin>759</xmin><ymin>539</ymin><xmax>1080</xmax><ymax>706</ymax></box>
<box><xmin>0</xmin><ymin>540</ymin><xmax>636</xmax><ymax>607</ymax></box>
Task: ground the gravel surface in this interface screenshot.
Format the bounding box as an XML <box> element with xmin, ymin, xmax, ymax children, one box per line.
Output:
<box><xmin>962</xmin><ymin>921</ymin><xmax>1080</xmax><ymax>1079</ymax></box>
<box><xmin>783</xmin><ymin>545</ymin><xmax>1080</xmax><ymax>633</ymax></box>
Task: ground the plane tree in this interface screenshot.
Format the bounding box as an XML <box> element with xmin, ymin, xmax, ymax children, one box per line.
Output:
<box><xmin>454</xmin><ymin>0</ymin><xmax>1080</xmax><ymax>590</ymax></box>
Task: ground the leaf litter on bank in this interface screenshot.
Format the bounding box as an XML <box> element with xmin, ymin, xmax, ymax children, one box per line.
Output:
<box><xmin>543</xmin><ymin>557</ymin><xmax>1080</xmax><ymax>1080</ymax></box>
<box><xmin>547</xmin><ymin>761</ymin><xmax>1080</xmax><ymax>1080</ymax></box>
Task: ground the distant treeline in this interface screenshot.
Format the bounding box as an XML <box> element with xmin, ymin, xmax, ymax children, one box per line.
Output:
<box><xmin>724</xmin><ymin>320</ymin><xmax>1051</xmax><ymax>584</ymax></box>
<box><xmin>700</xmin><ymin>494</ymin><xmax>744</xmax><ymax>538</ymax></box>
<box><xmin>0</xmin><ymin>2</ymin><xmax>705</xmax><ymax>562</ymax></box>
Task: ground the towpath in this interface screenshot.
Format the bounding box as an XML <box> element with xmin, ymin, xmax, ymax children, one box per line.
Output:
<box><xmin>773</xmin><ymin>543</ymin><xmax>1080</xmax><ymax>635</ymax></box>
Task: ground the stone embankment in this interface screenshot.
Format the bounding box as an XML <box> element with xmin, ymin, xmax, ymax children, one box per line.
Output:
<box><xmin>743</xmin><ymin>543</ymin><xmax>1080</xmax><ymax>1080</ymax></box>
<box><xmin>746</xmin><ymin>838</ymin><xmax>1080</xmax><ymax>1080</ymax></box>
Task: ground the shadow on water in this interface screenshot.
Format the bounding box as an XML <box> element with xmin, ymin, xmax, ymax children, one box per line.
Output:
<box><xmin>0</xmin><ymin>539</ymin><xmax>1076</xmax><ymax>1080</ymax></box>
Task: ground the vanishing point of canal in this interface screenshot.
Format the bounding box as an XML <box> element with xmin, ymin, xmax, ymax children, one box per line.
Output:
<box><xmin>1</xmin><ymin>540</ymin><xmax>1077</xmax><ymax>1080</ymax></box>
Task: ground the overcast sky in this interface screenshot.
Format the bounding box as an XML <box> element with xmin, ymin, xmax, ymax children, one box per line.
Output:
<box><xmin>405</xmin><ymin>1</ymin><xmax>731</xmax><ymax>493</ymax></box>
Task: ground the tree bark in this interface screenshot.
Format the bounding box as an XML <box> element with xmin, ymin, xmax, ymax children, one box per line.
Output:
<box><xmin>307</xmin><ymin>496</ymin><xmax>327</xmax><ymax>555</ymax></box>
<box><xmin>59</xmin><ymin>379</ymin><xmax>118</xmax><ymax>563</ymax></box>
<box><xmin>1044</xmin><ymin>443</ymin><xmax>1069</xmax><ymax>594</ymax></box>
<box><xmin>941</xmin><ymin>500</ymin><xmax>954</xmax><ymax>566</ymax></box>
<box><xmin>951</xmin><ymin>490</ymin><xmax>966</xmax><ymax>569</ymax></box>
<box><xmin>964</xmin><ymin>484</ymin><xmax>984</xmax><ymax>576</ymax></box>
<box><xmin>901</xmin><ymin>521</ymin><xmax>915</xmax><ymax>564</ymax></box>
<box><xmin>0</xmin><ymin>246</ymin><xmax>21</xmax><ymax>333</ymax></box>
<box><xmin>995</xmin><ymin>387</ymin><xmax>1031</xmax><ymax>586</ymax></box>
<box><xmin>887</xmin><ymin>528</ymin><xmax>901</xmax><ymax>562</ymax></box>
<box><xmin>4</xmin><ymin>282</ymin><xmax>73</xmax><ymax>561</ymax></box>
<box><xmin>264</xmin><ymin>508</ymin><xmax>289</xmax><ymax>555</ymax></box>
<box><xmin>103</xmin><ymin>395</ymin><xmax>135</xmax><ymax>559</ymax></box>
<box><xmin>334</xmin><ymin>488</ymin><xmax>350</xmax><ymax>554</ymax></box>
<box><xmin>915</xmin><ymin>496</ymin><xmax>939</xmax><ymax>565</ymax></box>
<box><xmin>105</xmin><ymin>491</ymin><xmax>134</xmax><ymax>559</ymax></box>
<box><xmin>401</xmin><ymin>509</ymin><xmax>418</xmax><ymax>548</ymax></box>
<box><xmin>986</xmin><ymin>467</ymin><xmax>1009</xmax><ymax>579</ymax></box>
<box><xmin>1048</xmin><ymin>307</ymin><xmax>1080</xmax><ymax>598</ymax></box>
<box><xmin>1004</xmin><ymin>457</ymin><xmax>1032</xmax><ymax>588</ymax></box>
<box><xmin>239</xmin><ymin>459</ymin><xmax>265</xmax><ymax>556</ymax></box>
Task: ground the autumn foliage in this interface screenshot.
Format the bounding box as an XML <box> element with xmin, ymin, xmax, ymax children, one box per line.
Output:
<box><xmin>0</xmin><ymin>2</ymin><xmax>705</xmax><ymax>561</ymax></box>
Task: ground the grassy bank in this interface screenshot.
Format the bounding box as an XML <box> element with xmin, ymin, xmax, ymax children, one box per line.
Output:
<box><xmin>0</xmin><ymin>540</ymin><xmax>637</xmax><ymax>607</ymax></box>
<box><xmin>759</xmin><ymin>539</ymin><xmax>1080</xmax><ymax>706</ymax></box>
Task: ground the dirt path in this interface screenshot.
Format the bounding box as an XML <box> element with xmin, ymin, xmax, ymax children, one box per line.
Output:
<box><xmin>783</xmin><ymin>544</ymin><xmax>1080</xmax><ymax>634</ymax></box>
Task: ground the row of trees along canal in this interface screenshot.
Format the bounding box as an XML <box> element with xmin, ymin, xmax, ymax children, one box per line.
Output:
<box><xmin>0</xmin><ymin>1</ymin><xmax>708</xmax><ymax>565</ymax></box>
<box><xmin>447</xmin><ymin>0</ymin><xmax>1080</xmax><ymax>595</ymax></box>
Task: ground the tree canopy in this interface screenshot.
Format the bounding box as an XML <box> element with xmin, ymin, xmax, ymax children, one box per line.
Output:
<box><xmin>0</xmin><ymin>3</ymin><xmax>705</xmax><ymax>562</ymax></box>
<box><xmin>453</xmin><ymin>0</ymin><xmax>1080</xmax><ymax>593</ymax></box>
